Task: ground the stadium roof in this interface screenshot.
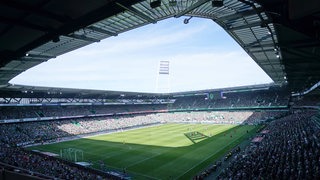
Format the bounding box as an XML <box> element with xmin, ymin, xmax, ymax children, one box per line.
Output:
<box><xmin>0</xmin><ymin>0</ymin><xmax>319</xmax><ymax>95</ymax></box>
<box><xmin>0</xmin><ymin>84</ymin><xmax>167</xmax><ymax>99</ymax></box>
<box><xmin>0</xmin><ymin>83</ymin><xmax>278</xmax><ymax>99</ymax></box>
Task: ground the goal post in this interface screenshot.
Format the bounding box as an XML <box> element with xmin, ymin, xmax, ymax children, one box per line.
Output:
<box><xmin>60</xmin><ymin>148</ymin><xmax>84</xmax><ymax>162</ymax></box>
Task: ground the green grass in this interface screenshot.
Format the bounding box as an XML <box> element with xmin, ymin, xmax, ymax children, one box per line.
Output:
<box><xmin>28</xmin><ymin>123</ymin><xmax>259</xmax><ymax>179</ymax></box>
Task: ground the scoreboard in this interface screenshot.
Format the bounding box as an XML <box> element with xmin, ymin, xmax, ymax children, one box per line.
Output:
<box><xmin>206</xmin><ymin>91</ymin><xmax>225</xmax><ymax>100</ymax></box>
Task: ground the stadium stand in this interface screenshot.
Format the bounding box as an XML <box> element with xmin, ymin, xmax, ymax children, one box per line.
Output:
<box><xmin>0</xmin><ymin>145</ymin><xmax>117</xmax><ymax>179</ymax></box>
<box><xmin>292</xmin><ymin>95</ymin><xmax>320</xmax><ymax>107</ymax></box>
<box><xmin>215</xmin><ymin>111</ymin><xmax>320</xmax><ymax>179</ymax></box>
<box><xmin>0</xmin><ymin>90</ymin><xmax>318</xmax><ymax>180</ymax></box>
<box><xmin>171</xmin><ymin>89</ymin><xmax>289</xmax><ymax>110</ymax></box>
<box><xmin>0</xmin><ymin>104</ymin><xmax>167</xmax><ymax>121</ymax></box>
<box><xmin>0</xmin><ymin>85</ymin><xmax>317</xmax><ymax>180</ymax></box>
<box><xmin>0</xmin><ymin>0</ymin><xmax>319</xmax><ymax>179</ymax></box>
<box><xmin>0</xmin><ymin>110</ymin><xmax>287</xmax><ymax>146</ymax></box>
<box><xmin>0</xmin><ymin>101</ymin><xmax>290</xmax><ymax>179</ymax></box>
<box><xmin>0</xmin><ymin>105</ymin><xmax>315</xmax><ymax>180</ymax></box>
<box><xmin>0</xmin><ymin>113</ymin><xmax>167</xmax><ymax>179</ymax></box>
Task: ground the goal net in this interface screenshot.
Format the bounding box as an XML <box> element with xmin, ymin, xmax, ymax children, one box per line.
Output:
<box><xmin>60</xmin><ymin>148</ymin><xmax>84</xmax><ymax>162</ymax></box>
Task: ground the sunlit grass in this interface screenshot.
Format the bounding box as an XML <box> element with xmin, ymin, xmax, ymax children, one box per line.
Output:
<box><xmin>87</xmin><ymin>123</ymin><xmax>236</xmax><ymax>147</ymax></box>
<box><xmin>29</xmin><ymin>123</ymin><xmax>259</xmax><ymax>179</ymax></box>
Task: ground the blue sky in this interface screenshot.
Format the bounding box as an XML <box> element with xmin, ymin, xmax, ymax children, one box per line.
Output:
<box><xmin>10</xmin><ymin>17</ymin><xmax>273</xmax><ymax>93</ymax></box>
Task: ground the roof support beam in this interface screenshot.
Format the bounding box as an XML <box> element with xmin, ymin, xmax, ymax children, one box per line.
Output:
<box><xmin>249</xmin><ymin>48</ymin><xmax>274</xmax><ymax>53</ymax></box>
<box><xmin>259</xmin><ymin>62</ymin><xmax>281</xmax><ymax>66</ymax></box>
<box><xmin>65</xmin><ymin>34</ymin><xmax>100</xmax><ymax>42</ymax></box>
<box><xmin>244</xmin><ymin>41</ymin><xmax>275</xmax><ymax>48</ymax></box>
<box><xmin>115</xmin><ymin>2</ymin><xmax>156</xmax><ymax>24</ymax></box>
<box><xmin>246</xmin><ymin>34</ymin><xmax>272</xmax><ymax>47</ymax></box>
<box><xmin>0</xmin><ymin>69</ymin><xmax>24</xmax><ymax>74</ymax></box>
<box><xmin>228</xmin><ymin>20</ymin><xmax>271</xmax><ymax>31</ymax></box>
<box><xmin>218</xmin><ymin>8</ymin><xmax>262</xmax><ymax>21</ymax></box>
<box><xmin>18</xmin><ymin>57</ymin><xmax>48</xmax><ymax>62</ymax></box>
<box><xmin>86</xmin><ymin>26</ymin><xmax>118</xmax><ymax>36</ymax></box>
<box><xmin>27</xmin><ymin>54</ymin><xmax>56</xmax><ymax>59</ymax></box>
<box><xmin>16</xmin><ymin>54</ymin><xmax>54</xmax><ymax>62</ymax></box>
<box><xmin>174</xmin><ymin>0</ymin><xmax>211</xmax><ymax>18</ymax></box>
<box><xmin>0</xmin><ymin>67</ymin><xmax>25</xmax><ymax>71</ymax></box>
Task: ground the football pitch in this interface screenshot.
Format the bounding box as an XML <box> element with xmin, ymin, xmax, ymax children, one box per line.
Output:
<box><xmin>29</xmin><ymin>123</ymin><xmax>259</xmax><ymax>179</ymax></box>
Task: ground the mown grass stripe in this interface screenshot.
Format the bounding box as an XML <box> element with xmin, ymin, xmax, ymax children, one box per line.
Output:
<box><xmin>28</xmin><ymin>123</ymin><xmax>259</xmax><ymax>179</ymax></box>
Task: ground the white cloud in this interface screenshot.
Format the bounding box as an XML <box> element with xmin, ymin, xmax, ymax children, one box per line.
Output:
<box><xmin>10</xmin><ymin>18</ymin><xmax>272</xmax><ymax>93</ymax></box>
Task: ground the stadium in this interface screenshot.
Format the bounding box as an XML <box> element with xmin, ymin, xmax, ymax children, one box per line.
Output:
<box><xmin>0</xmin><ymin>0</ymin><xmax>320</xmax><ymax>179</ymax></box>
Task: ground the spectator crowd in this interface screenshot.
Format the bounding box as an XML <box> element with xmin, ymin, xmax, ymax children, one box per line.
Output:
<box><xmin>0</xmin><ymin>144</ymin><xmax>112</xmax><ymax>179</ymax></box>
<box><xmin>0</xmin><ymin>98</ymin><xmax>317</xmax><ymax>180</ymax></box>
<box><xmin>0</xmin><ymin>104</ymin><xmax>167</xmax><ymax>120</ymax></box>
<box><xmin>0</xmin><ymin>111</ymin><xmax>287</xmax><ymax>147</ymax></box>
<box><xmin>218</xmin><ymin>111</ymin><xmax>320</xmax><ymax>179</ymax></box>
<box><xmin>172</xmin><ymin>89</ymin><xmax>289</xmax><ymax>110</ymax></box>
